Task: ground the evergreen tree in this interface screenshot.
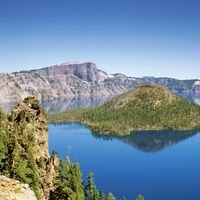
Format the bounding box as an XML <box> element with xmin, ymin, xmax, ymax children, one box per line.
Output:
<box><xmin>136</xmin><ymin>194</ymin><xmax>145</xmax><ymax>200</ymax></box>
<box><xmin>15</xmin><ymin>158</ymin><xmax>32</xmax><ymax>184</ymax></box>
<box><xmin>0</xmin><ymin>128</ymin><xmax>10</xmax><ymax>174</ymax></box>
<box><xmin>71</xmin><ymin>161</ymin><xmax>85</xmax><ymax>199</ymax></box>
<box><xmin>85</xmin><ymin>172</ymin><xmax>99</xmax><ymax>200</ymax></box>
<box><xmin>99</xmin><ymin>191</ymin><xmax>105</xmax><ymax>200</ymax></box>
<box><xmin>28</xmin><ymin>151</ymin><xmax>41</xmax><ymax>200</ymax></box>
<box><xmin>57</xmin><ymin>159</ymin><xmax>85</xmax><ymax>200</ymax></box>
<box><xmin>107</xmin><ymin>193</ymin><xmax>116</xmax><ymax>200</ymax></box>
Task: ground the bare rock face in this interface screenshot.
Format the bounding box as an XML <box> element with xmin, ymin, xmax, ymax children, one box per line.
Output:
<box><xmin>0</xmin><ymin>63</ymin><xmax>82</xmax><ymax>104</ymax></box>
<box><xmin>0</xmin><ymin>62</ymin><xmax>139</xmax><ymax>105</ymax></box>
<box><xmin>0</xmin><ymin>176</ymin><xmax>37</xmax><ymax>200</ymax></box>
<box><xmin>36</xmin><ymin>61</ymin><xmax>100</xmax><ymax>83</ymax></box>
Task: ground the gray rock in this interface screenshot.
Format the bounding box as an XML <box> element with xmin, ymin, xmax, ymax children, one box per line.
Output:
<box><xmin>36</xmin><ymin>61</ymin><xmax>100</xmax><ymax>83</ymax></box>
<box><xmin>0</xmin><ymin>176</ymin><xmax>37</xmax><ymax>200</ymax></box>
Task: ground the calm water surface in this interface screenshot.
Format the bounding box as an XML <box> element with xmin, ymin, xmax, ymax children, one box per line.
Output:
<box><xmin>49</xmin><ymin>123</ymin><xmax>200</xmax><ymax>200</ymax></box>
<box><xmin>2</xmin><ymin>92</ymin><xmax>200</xmax><ymax>113</ymax></box>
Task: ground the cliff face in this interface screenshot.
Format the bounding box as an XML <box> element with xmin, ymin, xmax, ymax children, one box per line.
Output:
<box><xmin>12</xmin><ymin>97</ymin><xmax>59</xmax><ymax>200</ymax></box>
<box><xmin>0</xmin><ymin>176</ymin><xmax>37</xmax><ymax>200</ymax></box>
<box><xmin>0</xmin><ymin>61</ymin><xmax>199</xmax><ymax>107</ymax></box>
<box><xmin>9</xmin><ymin>97</ymin><xmax>49</xmax><ymax>159</ymax></box>
<box><xmin>0</xmin><ymin>97</ymin><xmax>59</xmax><ymax>200</ymax></box>
<box><xmin>36</xmin><ymin>62</ymin><xmax>100</xmax><ymax>83</ymax></box>
<box><xmin>0</xmin><ymin>62</ymin><xmax>136</xmax><ymax>104</ymax></box>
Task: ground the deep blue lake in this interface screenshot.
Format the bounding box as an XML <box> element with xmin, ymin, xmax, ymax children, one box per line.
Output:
<box><xmin>48</xmin><ymin>123</ymin><xmax>200</xmax><ymax>200</ymax></box>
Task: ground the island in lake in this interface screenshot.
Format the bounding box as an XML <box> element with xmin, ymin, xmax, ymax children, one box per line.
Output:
<box><xmin>48</xmin><ymin>85</ymin><xmax>200</xmax><ymax>135</ymax></box>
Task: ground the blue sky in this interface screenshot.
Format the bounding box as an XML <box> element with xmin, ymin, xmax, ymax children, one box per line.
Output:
<box><xmin>0</xmin><ymin>0</ymin><xmax>199</xmax><ymax>79</ymax></box>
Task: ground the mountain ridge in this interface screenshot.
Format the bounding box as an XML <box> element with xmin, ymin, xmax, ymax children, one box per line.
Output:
<box><xmin>0</xmin><ymin>61</ymin><xmax>199</xmax><ymax>107</ymax></box>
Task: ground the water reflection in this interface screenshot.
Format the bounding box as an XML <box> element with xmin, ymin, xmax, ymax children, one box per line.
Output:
<box><xmin>179</xmin><ymin>93</ymin><xmax>200</xmax><ymax>104</ymax></box>
<box><xmin>0</xmin><ymin>95</ymin><xmax>113</xmax><ymax>113</ymax></box>
<box><xmin>1</xmin><ymin>93</ymin><xmax>200</xmax><ymax>113</ymax></box>
<box><xmin>92</xmin><ymin>129</ymin><xmax>200</xmax><ymax>152</ymax></box>
<box><xmin>41</xmin><ymin>95</ymin><xmax>114</xmax><ymax>113</ymax></box>
<box><xmin>48</xmin><ymin>123</ymin><xmax>200</xmax><ymax>200</ymax></box>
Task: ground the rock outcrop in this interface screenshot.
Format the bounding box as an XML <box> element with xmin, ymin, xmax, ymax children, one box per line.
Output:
<box><xmin>2</xmin><ymin>97</ymin><xmax>59</xmax><ymax>200</ymax></box>
<box><xmin>9</xmin><ymin>97</ymin><xmax>49</xmax><ymax>159</ymax></box>
<box><xmin>0</xmin><ymin>176</ymin><xmax>37</xmax><ymax>200</ymax></box>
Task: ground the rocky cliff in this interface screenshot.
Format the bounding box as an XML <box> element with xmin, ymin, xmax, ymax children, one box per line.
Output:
<box><xmin>0</xmin><ymin>62</ymin><xmax>139</xmax><ymax>105</ymax></box>
<box><xmin>35</xmin><ymin>61</ymin><xmax>100</xmax><ymax>83</ymax></box>
<box><xmin>0</xmin><ymin>97</ymin><xmax>59</xmax><ymax>200</ymax></box>
<box><xmin>0</xmin><ymin>61</ymin><xmax>199</xmax><ymax>110</ymax></box>
<box><xmin>9</xmin><ymin>97</ymin><xmax>49</xmax><ymax>159</ymax></box>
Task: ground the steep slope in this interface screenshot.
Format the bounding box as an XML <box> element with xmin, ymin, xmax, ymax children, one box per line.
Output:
<box><xmin>34</xmin><ymin>61</ymin><xmax>100</xmax><ymax>83</ymax></box>
<box><xmin>0</xmin><ymin>61</ymin><xmax>199</xmax><ymax>111</ymax></box>
<box><xmin>0</xmin><ymin>62</ymin><xmax>140</xmax><ymax>105</ymax></box>
<box><xmin>49</xmin><ymin>85</ymin><xmax>200</xmax><ymax>135</ymax></box>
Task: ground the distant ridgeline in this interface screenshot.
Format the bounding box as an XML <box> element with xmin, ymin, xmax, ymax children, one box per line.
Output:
<box><xmin>0</xmin><ymin>97</ymin><xmax>144</xmax><ymax>200</ymax></box>
<box><xmin>48</xmin><ymin>85</ymin><xmax>200</xmax><ymax>135</ymax></box>
<box><xmin>0</xmin><ymin>61</ymin><xmax>199</xmax><ymax>110</ymax></box>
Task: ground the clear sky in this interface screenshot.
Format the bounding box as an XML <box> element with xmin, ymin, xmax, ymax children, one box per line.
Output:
<box><xmin>0</xmin><ymin>0</ymin><xmax>199</xmax><ymax>79</ymax></box>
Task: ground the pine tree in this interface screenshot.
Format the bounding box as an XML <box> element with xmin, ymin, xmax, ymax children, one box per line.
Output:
<box><xmin>15</xmin><ymin>158</ymin><xmax>32</xmax><ymax>184</ymax></box>
<box><xmin>28</xmin><ymin>151</ymin><xmax>41</xmax><ymax>200</ymax></box>
<box><xmin>99</xmin><ymin>190</ymin><xmax>105</xmax><ymax>200</ymax></box>
<box><xmin>57</xmin><ymin>160</ymin><xmax>85</xmax><ymax>200</ymax></box>
<box><xmin>72</xmin><ymin>161</ymin><xmax>85</xmax><ymax>199</ymax></box>
<box><xmin>85</xmin><ymin>172</ymin><xmax>99</xmax><ymax>200</ymax></box>
<box><xmin>107</xmin><ymin>193</ymin><xmax>116</xmax><ymax>200</ymax></box>
<box><xmin>136</xmin><ymin>194</ymin><xmax>145</xmax><ymax>200</ymax></box>
<box><xmin>0</xmin><ymin>128</ymin><xmax>10</xmax><ymax>173</ymax></box>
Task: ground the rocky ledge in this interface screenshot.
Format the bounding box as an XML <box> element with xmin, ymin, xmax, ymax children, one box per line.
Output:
<box><xmin>0</xmin><ymin>176</ymin><xmax>37</xmax><ymax>200</ymax></box>
<box><xmin>0</xmin><ymin>97</ymin><xmax>59</xmax><ymax>200</ymax></box>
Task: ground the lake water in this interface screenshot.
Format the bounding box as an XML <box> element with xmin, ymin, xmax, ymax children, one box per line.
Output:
<box><xmin>2</xmin><ymin>92</ymin><xmax>200</xmax><ymax>113</ymax></box>
<box><xmin>48</xmin><ymin>123</ymin><xmax>200</xmax><ymax>200</ymax></box>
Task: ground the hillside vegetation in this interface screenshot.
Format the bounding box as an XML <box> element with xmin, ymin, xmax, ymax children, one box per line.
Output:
<box><xmin>48</xmin><ymin>85</ymin><xmax>200</xmax><ymax>135</ymax></box>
